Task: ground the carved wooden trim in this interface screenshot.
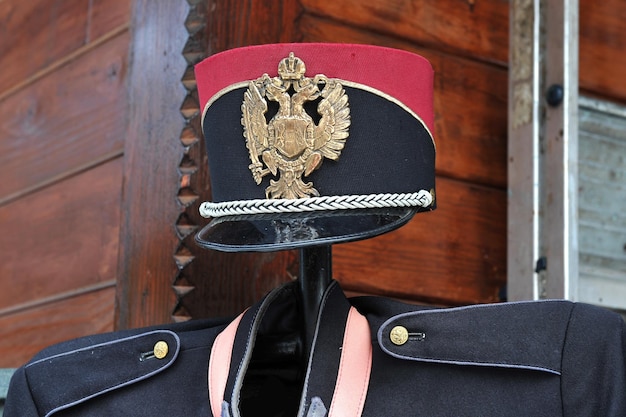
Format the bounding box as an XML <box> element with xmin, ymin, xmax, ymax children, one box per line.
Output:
<box><xmin>172</xmin><ymin>0</ymin><xmax>208</xmax><ymax>322</ymax></box>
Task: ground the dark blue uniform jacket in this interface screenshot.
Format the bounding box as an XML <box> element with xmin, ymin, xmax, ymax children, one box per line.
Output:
<box><xmin>5</xmin><ymin>281</ymin><xmax>626</xmax><ymax>416</ymax></box>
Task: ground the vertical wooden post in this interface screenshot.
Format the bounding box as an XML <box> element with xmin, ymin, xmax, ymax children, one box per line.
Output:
<box><xmin>508</xmin><ymin>0</ymin><xmax>542</xmax><ymax>300</ymax></box>
<box><xmin>540</xmin><ymin>0</ymin><xmax>579</xmax><ymax>300</ymax></box>
<box><xmin>508</xmin><ymin>0</ymin><xmax>579</xmax><ymax>301</ymax></box>
<box><xmin>116</xmin><ymin>0</ymin><xmax>190</xmax><ymax>329</ymax></box>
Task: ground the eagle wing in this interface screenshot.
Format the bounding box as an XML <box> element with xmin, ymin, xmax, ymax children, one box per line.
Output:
<box><xmin>241</xmin><ymin>81</ymin><xmax>271</xmax><ymax>183</ymax></box>
<box><xmin>312</xmin><ymin>80</ymin><xmax>351</xmax><ymax>160</ymax></box>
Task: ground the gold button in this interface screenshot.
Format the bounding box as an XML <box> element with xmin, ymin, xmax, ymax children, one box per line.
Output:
<box><xmin>153</xmin><ymin>341</ymin><xmax>169</xmax><ymax>359</ymax></box>
<box><xmin>390</xmin><ymin>325</ymin><xmax>409</xmax><ymax>346</ymax></box>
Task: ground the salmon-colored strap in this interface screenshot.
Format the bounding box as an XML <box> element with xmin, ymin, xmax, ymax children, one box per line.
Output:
<box><xmin>208</xmin><ymin>307</ymin><xmax>372</xmax><ymax>417</ymax></box>
<box><xmin>328</xmin><ymin>307</ymin><xmax>372</xmax><ymax>417</ymax></box>
<box><xmin>208</xmin><ymin>313</ymin><xmax>244</xmax><ymax>417</ymax></box>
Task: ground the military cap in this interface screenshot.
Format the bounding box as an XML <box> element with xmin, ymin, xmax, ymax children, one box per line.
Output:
<box><xmin>194</xmin><ymin>43</ymin><xmax>436</xmax><ymax>251</ymax></box>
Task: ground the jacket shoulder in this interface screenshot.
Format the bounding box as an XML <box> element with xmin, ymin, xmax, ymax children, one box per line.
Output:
<box><xmin>4</xmin><ymin>317</ymin><xmax>231</xmax><ymax>417</ymax></box>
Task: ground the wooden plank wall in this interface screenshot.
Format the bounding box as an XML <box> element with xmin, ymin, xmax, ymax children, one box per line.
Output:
<box><xmin>0</xmin><ymin>0</ymin><xmax>132</xmax><ymax>367</ymax></box>
<box><xmin>579</xmin><ymin>0</ymin><xmax>626</xmax><ymax>104</ymax></box>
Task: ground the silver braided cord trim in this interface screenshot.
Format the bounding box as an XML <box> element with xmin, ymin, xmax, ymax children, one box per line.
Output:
<box><xmin>199</xmin><ymin>190</ymin><xmax>433</xmax><ymax>218</ymax></box>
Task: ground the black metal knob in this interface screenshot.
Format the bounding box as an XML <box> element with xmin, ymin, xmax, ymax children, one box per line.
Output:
<box><xmin>546</xmin><ymin>84</ymin><xmax>564</xmax><ymax>107</ymax></box>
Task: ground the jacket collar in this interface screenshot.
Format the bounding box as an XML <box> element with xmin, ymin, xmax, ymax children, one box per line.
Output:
<box><xmin>208</xmin><ymin>281</ymin><xmax>372</xmax><ymax>417</ymax></box>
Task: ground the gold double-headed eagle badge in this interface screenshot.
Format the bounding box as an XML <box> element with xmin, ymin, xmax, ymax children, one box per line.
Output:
<box><xmin>241</xmin><ymin>53</ymin><xmax>351</xmax><ymax>199</ymax></box>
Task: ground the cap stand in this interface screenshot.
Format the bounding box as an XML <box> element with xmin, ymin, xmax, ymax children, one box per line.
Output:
<box><xmin>298</xmin><ymin>244</ymin><xmax>332</xmax><ymax>359</ymax></box>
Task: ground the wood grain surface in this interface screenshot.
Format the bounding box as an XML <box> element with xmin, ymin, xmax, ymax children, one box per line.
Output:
<box><xmin>300</xmin><ymin>0</ymin><xmax>509</xmax><ymax>65</ymax></box>
<box><xmin>0</xmin><ymin>287</ymin><xmax>115</xmax><ymax>367</ymax></box>
<box><xmin>0</xmin><ymin>159</ymin><xmax>122</xmax><ymax>311</ymax></box>
<box><xmin>579</xmin><ymin>0</ymin><xmax>626</xmax><ymax>103</ymax></box>
<box><xmin>0</xmin><ymin>0</ymin><xmax>130</xmax><ymax>95</ymax></box>
<box><xmin>0</xmin><ymin>0</ymin><xmax>131</xmax><ymax>366</ymax></box>
<box><xmin>0</xmin><ymin>31</ymin><xmax>129</xmax><ymax>204</ymax></box>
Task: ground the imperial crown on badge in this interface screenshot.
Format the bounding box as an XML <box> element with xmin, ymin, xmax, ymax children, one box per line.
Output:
<box><xmin>241</xmin><ymin>52</ymin><xmax>351</xmax><ymax>199</ymax></box>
